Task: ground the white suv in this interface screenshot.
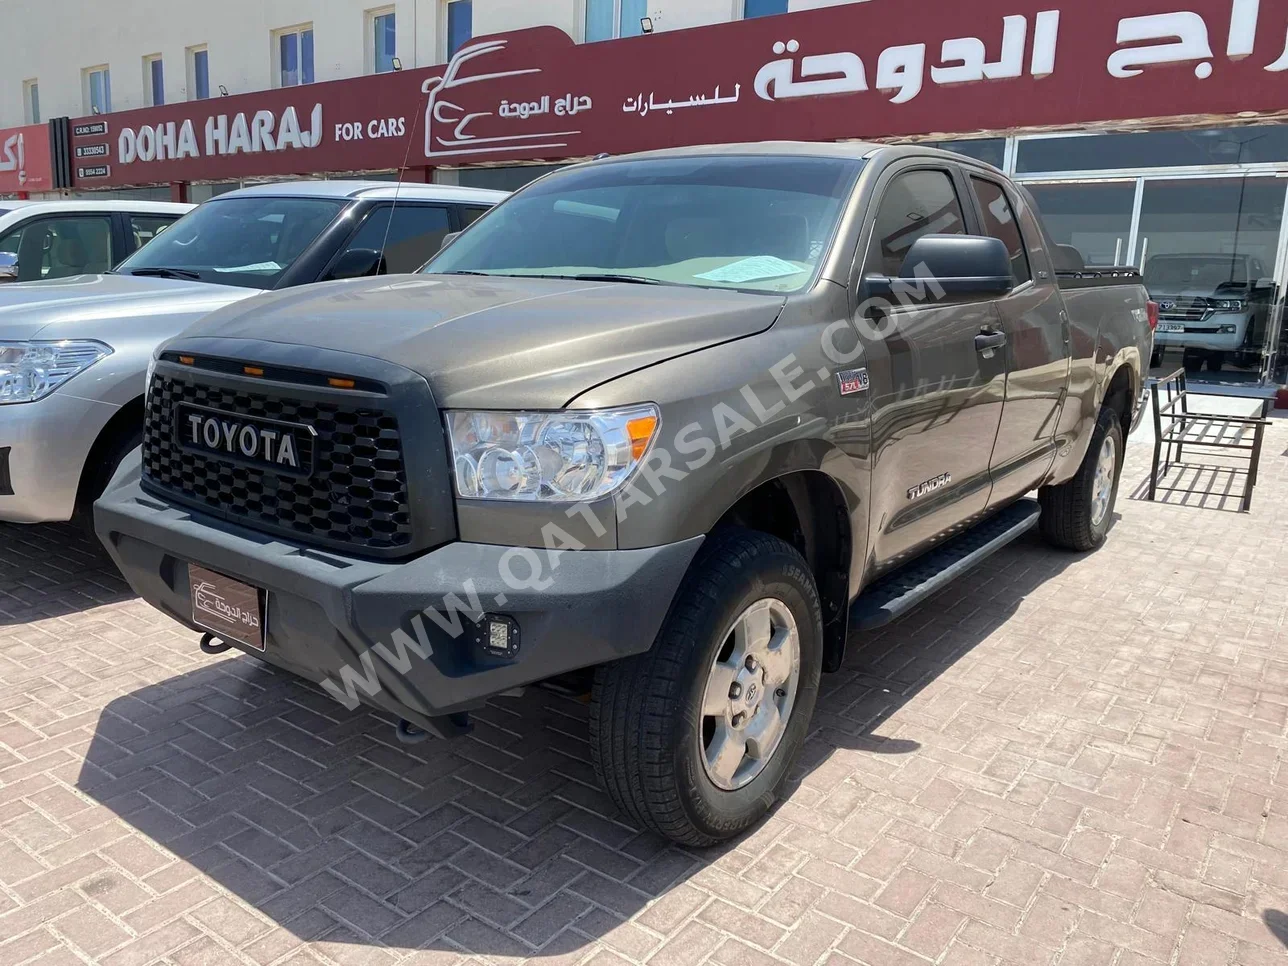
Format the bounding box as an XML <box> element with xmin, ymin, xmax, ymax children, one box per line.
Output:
<box><xmin>0</xmin><ymin>200</ymin><xmax>193</xmax><ymax>283</ymax></box>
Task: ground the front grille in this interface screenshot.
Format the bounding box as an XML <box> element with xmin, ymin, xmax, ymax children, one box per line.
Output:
<box><xmin>1159</xmin><ymin>297</ymin><xmax>1213</xmax><ymax>323</ymax></box>
<box><xmin>142</xmin><ymin>373</ymin><xmax>414</xmax><ymax>551</ymax></box>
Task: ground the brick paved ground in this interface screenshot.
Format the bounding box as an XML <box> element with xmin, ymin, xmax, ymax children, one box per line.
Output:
<box><xmin>2</xmin><ymin>426</ymin><xmax>1287</xmax><ymax>966</ymax></box>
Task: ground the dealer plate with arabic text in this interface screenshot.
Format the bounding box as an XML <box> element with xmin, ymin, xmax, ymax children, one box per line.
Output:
<box><xmin>189</xmin><ymin>564</ymin><xmax>266</xmax><ymax>651</ymax></box>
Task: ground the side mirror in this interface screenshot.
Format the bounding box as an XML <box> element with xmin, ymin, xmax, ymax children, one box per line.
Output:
<box><xmin>439</xmin><ymin>231</ymin><xmax>461</xmax><ymax>252</ymax></box>
<box><xmin>0</xmin><ymin>252</ymin><xmax>17</xmax><ymax>283</ymax></box>
<box><xmin>327</xmin><ymin>248</ymin><xmax>384</xmax><ymax>281</ymax></box>
<box><xmin>865</xmin><ymin>234</ymin><xmax>1013</xmax><ymax>300</ymax></box>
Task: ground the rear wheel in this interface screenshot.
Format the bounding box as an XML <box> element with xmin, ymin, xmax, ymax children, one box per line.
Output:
<box><xmin>1038</xmin><ymin>406</ymin><xmax>1124</xmax><ymax>552</ymax></box>
<box><xmin>590</xmin><ymin>528</ymin><xmax>822</xmax><ymax>845</ymax></box>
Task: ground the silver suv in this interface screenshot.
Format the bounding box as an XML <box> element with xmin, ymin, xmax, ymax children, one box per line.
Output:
<box><xmin>0</xmin><ymin>181</ymin><xmax>505</xmax><ymax>525</ymax></box>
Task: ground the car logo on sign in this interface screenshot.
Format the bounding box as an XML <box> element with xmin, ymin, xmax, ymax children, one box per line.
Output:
<box><xmin>837</xmin><ymin>368</ymin><xmax>869</xmax><ymax>396</ymax></box>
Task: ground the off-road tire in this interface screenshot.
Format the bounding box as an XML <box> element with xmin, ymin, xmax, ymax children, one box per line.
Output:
<box><xmin>1038</xmin><ymin>406</ymin><xmax>1124</xmax><ymax>552</ymax></box>
<box><xmin>590</xmin><ymin>528</ymin><xmax>823</xmax><ymax>846</ymax></box>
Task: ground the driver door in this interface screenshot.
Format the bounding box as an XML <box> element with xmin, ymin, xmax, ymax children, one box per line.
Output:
<box><xmin>860</xmin><ymin>164</ymin><xmax>1008</xmax><ymax>573</ymax></box>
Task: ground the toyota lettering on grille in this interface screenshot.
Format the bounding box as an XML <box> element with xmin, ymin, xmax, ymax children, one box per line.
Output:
<box><xmin>175</xmin><ymin>403</ymin><xmax>317</xmax><ymax>477</ymax></box>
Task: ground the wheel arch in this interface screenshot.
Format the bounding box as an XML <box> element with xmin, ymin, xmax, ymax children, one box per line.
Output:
<box><xmin>706</xmin><ymin>461</ymin><xmax>857</xmax><ymax>674</ymax></box>
<box><xmin>1098</xmin><ymin>361</ymin><xmax>1137</xmax><ymax>442</ymax></box>
<box><xmin>75</xmin><ymin>394</ymin><xmax>145</xmax><ymax>514</ymax></box>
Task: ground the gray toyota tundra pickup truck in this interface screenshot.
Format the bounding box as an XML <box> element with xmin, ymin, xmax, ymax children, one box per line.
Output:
<box><xmin>96</xmin><ymin>143</ymin><xmax>1154</xmax><ymax>845</ymax></box>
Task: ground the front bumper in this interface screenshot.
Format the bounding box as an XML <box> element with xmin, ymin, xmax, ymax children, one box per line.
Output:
<box><xmin>1153</xmin><ymin>316</ymin><xmax>1248</xmax><ymax>353</ymax></box>
<box><xmin>95</xmin><ymin>476</ymin><xmax>703</xmax><ymax>735</ymax></box>
<box><xmin>0</xmin><ymin>392</ymin><xmax>114</xmax><ymax>523</ymax></box>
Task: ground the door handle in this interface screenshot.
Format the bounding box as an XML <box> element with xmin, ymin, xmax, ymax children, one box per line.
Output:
<box><xmin>975</xmin><ymin>330</ymin><xmax>1007</xmax><ymax>352</ymax></box>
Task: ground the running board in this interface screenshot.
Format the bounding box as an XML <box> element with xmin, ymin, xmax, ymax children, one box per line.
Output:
<box><xmin>851</xmin><ymin>499</ymin><xmax>1041</xmax><ymax>631</ymax></box>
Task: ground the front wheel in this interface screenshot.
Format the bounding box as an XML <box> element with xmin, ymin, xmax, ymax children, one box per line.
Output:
<box><xmin>1038</xmin><ymin>406</ymin><xmax>1124</xmax><ymax>552</ymax></box>
<box><xmin>590</xmin><ymin>528</ymin><xmax>823</xmax><ymax>846</ymax></box>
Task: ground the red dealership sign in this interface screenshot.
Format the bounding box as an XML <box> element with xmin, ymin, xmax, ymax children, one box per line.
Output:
<box><xmin>76</xmin><ymin>0</ymin><xmax>1288</xmax><ymax>188</ymax></box>
<box><xmin>0</xmin><ymin>124</ymin><xmax>53</xmax><ymax>194</ymax></box>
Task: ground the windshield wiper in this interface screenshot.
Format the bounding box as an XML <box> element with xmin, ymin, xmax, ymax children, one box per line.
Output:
<box><xmin>125</xmin><ymin>267</ymin><xmax>203</xmax><ymax>281</ymax></box>
<box><xmin>439</xmin><ymin>271</ymin><xmax>665</xmax><ymax>285</ymax></box>
<box><xmin>549</xmin><ymin>273</ymin><xmax>664</xmax><ymax>286</ymax></box>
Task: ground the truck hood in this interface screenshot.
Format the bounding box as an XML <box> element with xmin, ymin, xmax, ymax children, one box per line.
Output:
<box><xmin>174</xmin><ymin>274</ymin><xmax>786</xmax><ymax>409</ymax></box>
<box><xmin>0</xmin><ymin>273</ymin><xmax>257</xmax><ymax>341</ymax></box>
<box><xmin>1152</xmin><ymin>286</ymin><xmax>1250</xmax><ymax>300</ymax></box>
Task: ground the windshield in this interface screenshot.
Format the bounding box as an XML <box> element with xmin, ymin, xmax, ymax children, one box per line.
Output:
<box><xmin>1145</xmin><ymin>256</ymin><xmax>1251</xmax><ymax>290</ymax></box>
<box><xmin>424</xmin><ymin>155</ymin><xmax>861</xmax><ymax>293</ymax></box>
<box><xmin>115</xmin><ymin>196</ymin><xmax>346</xmax><ymax>288</ymax></box>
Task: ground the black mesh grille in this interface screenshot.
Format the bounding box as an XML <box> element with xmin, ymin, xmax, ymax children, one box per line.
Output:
<box><xmin>142</xmin><ymin>374</ymin><xmax>413</xmax><ymax>550</ymax></box>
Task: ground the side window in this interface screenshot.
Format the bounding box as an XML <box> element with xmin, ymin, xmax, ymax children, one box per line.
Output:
<box><xmin>342</xmin><ymin>205</ymin><xmax>453</xmax><ymax>274</ymax></box>
<box><xmin>15</xmin><ymin>216</ymin><xmax>114</xmax><ymax>281</ymax></box>
<box><xmin>971</xmin><ymin>177</ymin><xmax>1032</xmax><ymax>285</ymax></box>
<box><xmin>129</xmin><ymin>215</ymin><xmax>179</xmax><ymax>254</ymax></box>
<box><xmin>864</xmin><ymin>169</ymin><xmax>967</xmax><ymax>277</ymax></box>
<box><xmin>0</xmin><ymin>224</ymin><xmax>22</xmax><ymax>256</ymax></box>
<box><xmin>460</xmin><ymin>206</ymin><xmax>490</xmax><ymax>228</ymax></box>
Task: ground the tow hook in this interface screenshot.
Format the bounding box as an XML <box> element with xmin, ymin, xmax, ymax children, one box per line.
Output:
<box><xmin>396</xmin><ymin>719</ymin><xmax>431</xmax><ymax>745</ymax></box>
<box><xmin>199</xmin><ymin>632</ymin><xmax>234</xmax><ymax>654</ymax></box>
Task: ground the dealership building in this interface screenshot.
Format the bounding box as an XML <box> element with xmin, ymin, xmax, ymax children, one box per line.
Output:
<box><xmin>4</xmin><ymin>0</ymin><xmax>1288</xmax><ymax>387</ymax></box>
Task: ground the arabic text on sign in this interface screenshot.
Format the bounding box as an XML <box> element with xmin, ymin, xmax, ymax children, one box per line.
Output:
<box><xmin>752</xmin><ymin>12</ymin><xmax>1061</xmax><ymax>107</ymax></box>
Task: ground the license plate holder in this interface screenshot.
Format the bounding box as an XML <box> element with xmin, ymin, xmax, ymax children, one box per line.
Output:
<box><xmin>1156</xmin><ymin>322</ymin><xmax>1184</xmax><ymax>333</ymax></box>
<box><xmin>188</xmin><ymin>564</ymin><xmax>266</xmax><ymax>651</ymax></box>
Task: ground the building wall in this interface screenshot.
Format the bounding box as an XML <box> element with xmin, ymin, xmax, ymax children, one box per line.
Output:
<box><xmin>0</xmin><ymin>0</ymin><xmax>868</xmax><ymax>128</ymax></box>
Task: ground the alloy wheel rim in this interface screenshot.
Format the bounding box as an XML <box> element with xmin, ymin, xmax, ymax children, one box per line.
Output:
<box><xmin>1091</xmin><ymin>433</ymin><xmax>1117</xmax><ymax>527</ymax></box>
<box><xmin>699</xmin><ymin>598</ymin><xmax>801</xmax><ymax>791</ymax></box>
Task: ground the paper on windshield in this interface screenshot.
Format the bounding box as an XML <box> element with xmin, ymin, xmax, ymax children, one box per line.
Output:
<box><xmin>695</xmin><ymin>256</ymin><xmax>806</xmax><ymax>284</ymax></box>
<box><xmin>213</xmin><ymin>261</ymin><xmax>283</xmax><ymax>273</ymax></box>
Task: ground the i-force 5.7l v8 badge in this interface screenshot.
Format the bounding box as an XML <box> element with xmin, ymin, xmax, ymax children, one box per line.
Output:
<box><xmin>836</xmin><ymin>368</ymin><xmax>869</xmax><ymax>396</ymax></box>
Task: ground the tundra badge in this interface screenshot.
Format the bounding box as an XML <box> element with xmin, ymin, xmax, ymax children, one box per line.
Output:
<box><xmin>908</xmin><ymin>473</ymin><xmax>952</xmax><ymax>501</ymax></box>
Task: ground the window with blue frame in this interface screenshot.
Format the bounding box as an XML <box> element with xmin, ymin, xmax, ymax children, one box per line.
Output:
<box><xmin>278</xmin><ymin>26</ymin><xmax>315</xmax><ymax>87</ymax></box>
<box><xmin>744</xmin><ymin>0</ymin><xmax>789</xmax><ymax>18</ymax></box>
<box><xmin>372</xmin><ymin>10</ymin><xmax>396</xmax><ymax>73</ymax></box>
<box><xmin>448</xmin><ymin>1</ymin><xmax>472</xmax><ymax>57</ymax></box>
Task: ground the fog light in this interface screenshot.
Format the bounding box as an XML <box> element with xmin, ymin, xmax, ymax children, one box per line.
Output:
<box><xmin>472</xmin><ymin>614</ymin><xmax>520</xmax><ymax>659</ymax></box>
<box><xmin>1220</xmin><ymin>324</ymin><xmax>1238</xmax><ymax>334</ymax></box>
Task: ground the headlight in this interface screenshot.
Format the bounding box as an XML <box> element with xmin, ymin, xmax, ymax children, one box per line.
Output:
<box><xmin>447</xmin><ymin>406</ymin><xmax>660</xmax><ymax>502</ymax></box>
<box><xmin>0</xmin><ymin>340</ymin><xmax>113</xmax><ymax>404</ymax></box>
<box><xmin>1213</xmin><ymin>299</ymin><xmax>1247</xmax><ymax>312</ymax></box>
